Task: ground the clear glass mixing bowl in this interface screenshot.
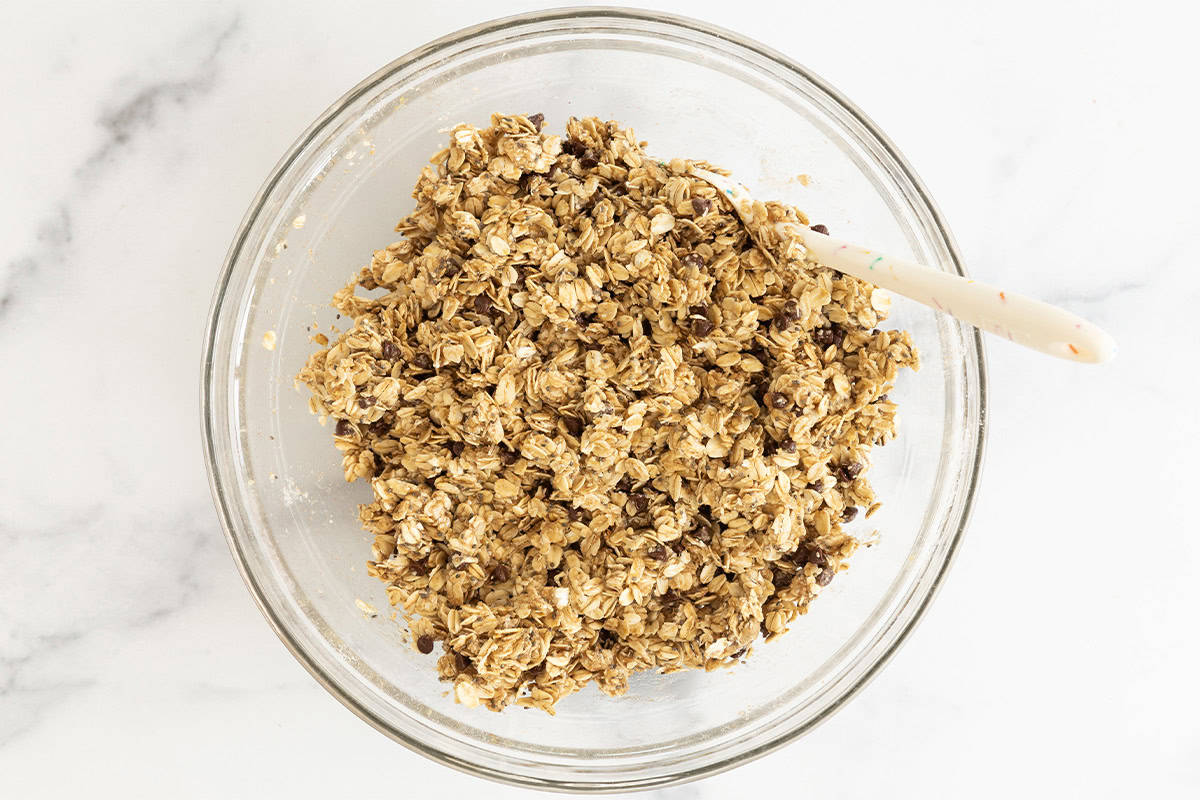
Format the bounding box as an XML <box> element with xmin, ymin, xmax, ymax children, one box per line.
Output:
<box><xmin>201</xmin><ymin>7</ymin><xmax>986</xmax><ymax>792</ymax></box>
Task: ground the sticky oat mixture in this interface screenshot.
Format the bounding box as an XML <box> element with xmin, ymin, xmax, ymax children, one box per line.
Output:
<box><xmin>297</xmin><ymin>113</ymin><xmax>917</xmax><ymax>712</ymax></box>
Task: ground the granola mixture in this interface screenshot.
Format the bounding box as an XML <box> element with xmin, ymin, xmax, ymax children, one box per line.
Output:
<box><xmin>297</xmin><ymin>114</ymin><xmax>918</xmax><ymax>712</ymax></box>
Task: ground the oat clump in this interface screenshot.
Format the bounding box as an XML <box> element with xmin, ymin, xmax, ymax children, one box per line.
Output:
<box><xmin>297</xmin><ymin>113</ymin><xmax>918</xmax><ymax>712</ymax></box>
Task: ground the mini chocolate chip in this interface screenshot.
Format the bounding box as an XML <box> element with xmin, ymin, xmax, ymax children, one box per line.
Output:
<box><xmin>615</xmin><ymin>476</ymin><xmax>632</xmax><ymax>493</ymax></box>
<box><xmin>682</xmin><ymin>253</ymin><xmax>705</xmax><ymax>269</ymax></box>
<box><xmin>809</xmin><ymin>224</ymin><xmax>830</xmax><ymax>235</ymax></box>
<box><xmin>831</xmin><ymin>325</ymin><xmax>846</xmax><ymax>346</ymax></box>
<box><xmin>357</xmin><ymin>395</ymin><xmax>373</xmax><ymax>409</ymax></box>
<box><xmin>812</xmin><ymin>326</ymin><xmax>836</xmax><ymax>348</ymax></box>
<box><xmin>381</xmin><ymin>340</ymin><xmax>401</xmax><ymax>361</ymax></box>
<box><xmin>691</xmin><ymin>197</ymin><xmax>712</xmax><ymax>216</ymax></box>
<box><xmin>773</xmin><ymin>314</ymin><xmax>793</xmax><ymax>331</ymax></box>
<box><xmin>766</xmin><ymin>391</ymin><xmax>789</xmax><ymax>409</ymax></box>
<box><xmin>490</xmin><ymin>563</ymin><xmax>510</xmax><ymax>583</ymax></box>
<box><xmin>527</xmin><ymin>112</ymin><xmax>544</xmax><ymax>130</ymax></box>
<box><xmin>416</xmin><ymin>635</ymin><xmax>434</xmax><ymax>654</ymax></box>
<box><xmin>692</xmin><ymin>317</ymin><xmax>715</xmax><ymax>337</ymax></box>
<box><xmin>448</xmin><ymin>440</ymin><xmax>465</xmax><ymax>457</ymax></box>
<box><xmin>562</xmin><ymin>138</ymin><xmax>586</xmax><ymax>157</ymax></box>
<box><xmin>670</xmin><ymin>539</ymin><xmax>686</xmax><ymax>554</ymax></box>
<box><xmin>453</xmin><ymin>651</ymin><xmax>470</xmax><ymax>671</ymax></box>
<box><xmin>806</xmin><ymin>548</ymin><xmax>830</xmax><ymax>568</ymax></box>
<box><xmin>367</xmin><ymin>417</ymin><xmax>391</xmax><ymax>436</ymax></box>
<box><xmin>816</xmin><ymin>568</ymin><xmax>835</xmax><ymax>586</ymax></box>
<box><xmin>563</xmin><ymin>416</ymin><xmax>584</xmax><ymax>437</ymax></box>
<box><xmin>440</xmin><ymin>258</ymin><xmax>460</xmax><ymax>278</ymax></box>
<box><xmin>806</xmin><ymin>481</ymin><xmax>824</xmax><ymax>491</ymax></box>
<box><xmin>781</xmin><ymin>439</ymin><xmax>797</xmax><ymax>454</ymax></box>
<box><xmin>837</xmin><ymin>462</ymin><xmax>863</xmax><ymax>483</ymax></box>
<box><xmin>335</xmin><ymin>419</ymin><xmax>352</xmax><ymax>436</ymax></box>
<box><xmin>630</xmin><ymin>492</ymin><xmax>649</xmax><ymax>513</ymax></box>
<box><xmin>783</xmin><ymin>299</ymin><xmax>801</xmax><ymax>321</ymax></box>
<box><xmin>648</xmin><ymin>544</ymin><xmax>667</xmax><ymax>560</ymax></box>
<box><xmin>689</xmin><ymin>304</ymin><xmax>709</xmax><ymax>318</ymax></box>
<box><xmin>696</xmin><ymin>522</ymin><xmax>715</xmax><ymax>544</ymax></box>
<box><xmin>473</xmin><ymin>294</ymin><xmax>493</xmax><ymax>316</ymax></box>
<box><xmin>413</xmin><ymin>353</ymin><xmax>433</xmax><ymax>370</ymax></box>
<box><xmin>579</xmin><ymin>149</ymin><xmax>599</xmax><ymax>169</ymax></box>
<box><xmin>842</xmin><ymin>506</ymin><xmax>859</xmax><ymax>522</ymax></box>
<box><xmin>500</xmin><ymin>446</ymin><xmax>519</xmax><ymax>465</ymax></box>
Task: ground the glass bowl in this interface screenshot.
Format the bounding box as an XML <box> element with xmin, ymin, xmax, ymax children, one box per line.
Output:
<box><xmin>201</xmin><ymin>7</ymin><xmax>986</xmax><ymax>792</ymax></box>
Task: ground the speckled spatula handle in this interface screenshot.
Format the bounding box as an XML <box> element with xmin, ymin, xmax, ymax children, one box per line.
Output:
<box><xmin>692</xmin><ymin>167</ymin><xmax>1116</xmax><ymax>364</ymax></box>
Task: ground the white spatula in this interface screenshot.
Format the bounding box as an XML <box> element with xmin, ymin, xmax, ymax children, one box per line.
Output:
<box><xmin>692</xmin><ymin>167</ymin><xmax>1116</xmax><ymax>364</ymax></box>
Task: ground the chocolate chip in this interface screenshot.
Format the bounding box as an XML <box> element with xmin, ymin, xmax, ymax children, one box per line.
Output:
<box><xmin>806</xmin><ymin>548</ymin><xmax>830</xmax><ymax>568</ymax></box>
<box><xmin>806</xmin><ymin>481</ymin><xmax>824</xmax><ymax>491</ymax></box>
<box><xmin>842</xmin><ymin>506</ymin><xmax>859</xmax><ymax>522</ymax></box>
<box><xmin>357</xmin><ymin>395</ymin><xmax>374</xmax><ymax>409</ymax></box>
<box><xmin>416</xmin><ymin>635</ymin><xmax>434</xmax><ymax>654</ymax></box>
<box><xmin>500</xmin><ymin>446</ymin><xmax>518</xmax><ymax>465</ymax></box>
<box><xmin>579</xmin><ymin>149</ymin><xmax>599</xmax><ymax>169</ymax></box>
<box><xmin>448</xmin><ymin>440</ymin><xmax>465</xmax><ymax>457</ymax></box>
<box><xmin>615</xmin><ymin>476</ymin><xmax>632</xmax><ymax>493</ymax></box>
<box><xmin>563</xmin><ymin>416</ymin><xmax>584</xmax><ymax>437</ymax></box>
<box><xmin>453</xmin><ymin>651</ymin><xmax>470</xmax><ymax>671</ymax></box>
<box><xmin>812</xmin><ymin>324</ymin><xmax>844</xmax><ymax>349</ymax></box>
<box><xmin>695</xmin><ymin>521</ymin><xmax>715</xmax><ymax>544</ymax></box>
<box><xmin>670</xmin><ymin>539</ymin><xmax>686</xmax><ymax>554</ymax></box>
<box><xmin>567</xmin><ymin>506</ymin><xmax>582</xmax><ymax>522</ymax></box>
<box><xmin>335</xmin><ymin>419</ymin><xmax>352</xmax><ymax>436</ymax></box>
<box><xmin>783</xmin><ymin>299</ymin><xmax>801</xmax><ymax>321</ymax></box>
<box><xmin>837</xmin><ymin>462</ymin><xmax>863</xmax><ymax>483</ymax></box>
<box><xmin>630</xmin><ymin>492</ymin><xmax>649</xmax><ymax>513</ymax></box>
<box><xmin>816</xmin><ymin>568</ymin><xmax>835</xmax><ymax>586</ymax></box>
<box><xmin>809</xmin><ymin>224</ymin><xmax>830</xmax><ymax>235</ymax></box>
<box><xmin>527</xmin><ymin>112</ymin><xmax>544</xmax><ymax>130</ymax></box>
<box><xmin>367</xmin><ymin>417</ymin><xmax>391</xmax><ymax>436</ymax></box>
<box><xmin>765</xmin><ymin>391</ymin><xmax>789</xmax><ymax>409</ymax></box>
<box><xmin>648</xmin><ymin>544</ymin><xmax>667</xmax><ymax>560</ymax></box>
<box><xmin>414</xmin><ymin>353</ymin><xmax>433</xmax><ymax>370</ymax></box>
<box><xmin>440</xmin><ymin>258</ymin><xmax>461</xmax><ymax>278</ymax></box>
<box><xmin>562</xmin><ymin>138</ymin><xmax>586</xmax><ymax>157</ymax></box>
<box><xmin>691</xmin><ymin>197</ymin><xmax>712</xmax><ymax>216</ymax></box>
<box><xmin>781</xmin><ymin>439</ymin><xmax>797</xmax><ymax>454</ymax></box>
<box><xmin>682</xmin><ymin>253</ymin><xmax>705</xmax><ymax>269</ymax></box>
<box><xmin>381</xmin><ymin>340</ymin><xmax>401</xmax><ymax>361</ymax></box>
<box><xmin>692</xmin><ymin>317</ymin><xmax>714</xmax><ymax>337</ymax></box>
<box><xmin>473</xmin><ymin>294</ymin><xmax>493</xmax><ymax>316</ymax></box>
<box><xmin>490</xmin><ymin>563</ymin><xmax>510</xmax><ymax>583</ymax></box>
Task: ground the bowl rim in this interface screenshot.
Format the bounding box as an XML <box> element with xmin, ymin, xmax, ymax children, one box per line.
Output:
<box><xmin>201</xmin><ymin>5</ymin><xmax>987</xmax><ymax>792</ymax></box>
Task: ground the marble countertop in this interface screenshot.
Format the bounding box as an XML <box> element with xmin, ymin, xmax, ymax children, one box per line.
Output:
<box><xmin>2</xmin><ymin>1</ymin><xmax>1197</xmax><ymax>797</ymax></box>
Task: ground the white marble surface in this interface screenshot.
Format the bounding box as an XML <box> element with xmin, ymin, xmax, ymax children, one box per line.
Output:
<box><xmin>2</xmin><ymin>1</ymin><xmax>1197</xmax><ymax>797</ymax></box>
